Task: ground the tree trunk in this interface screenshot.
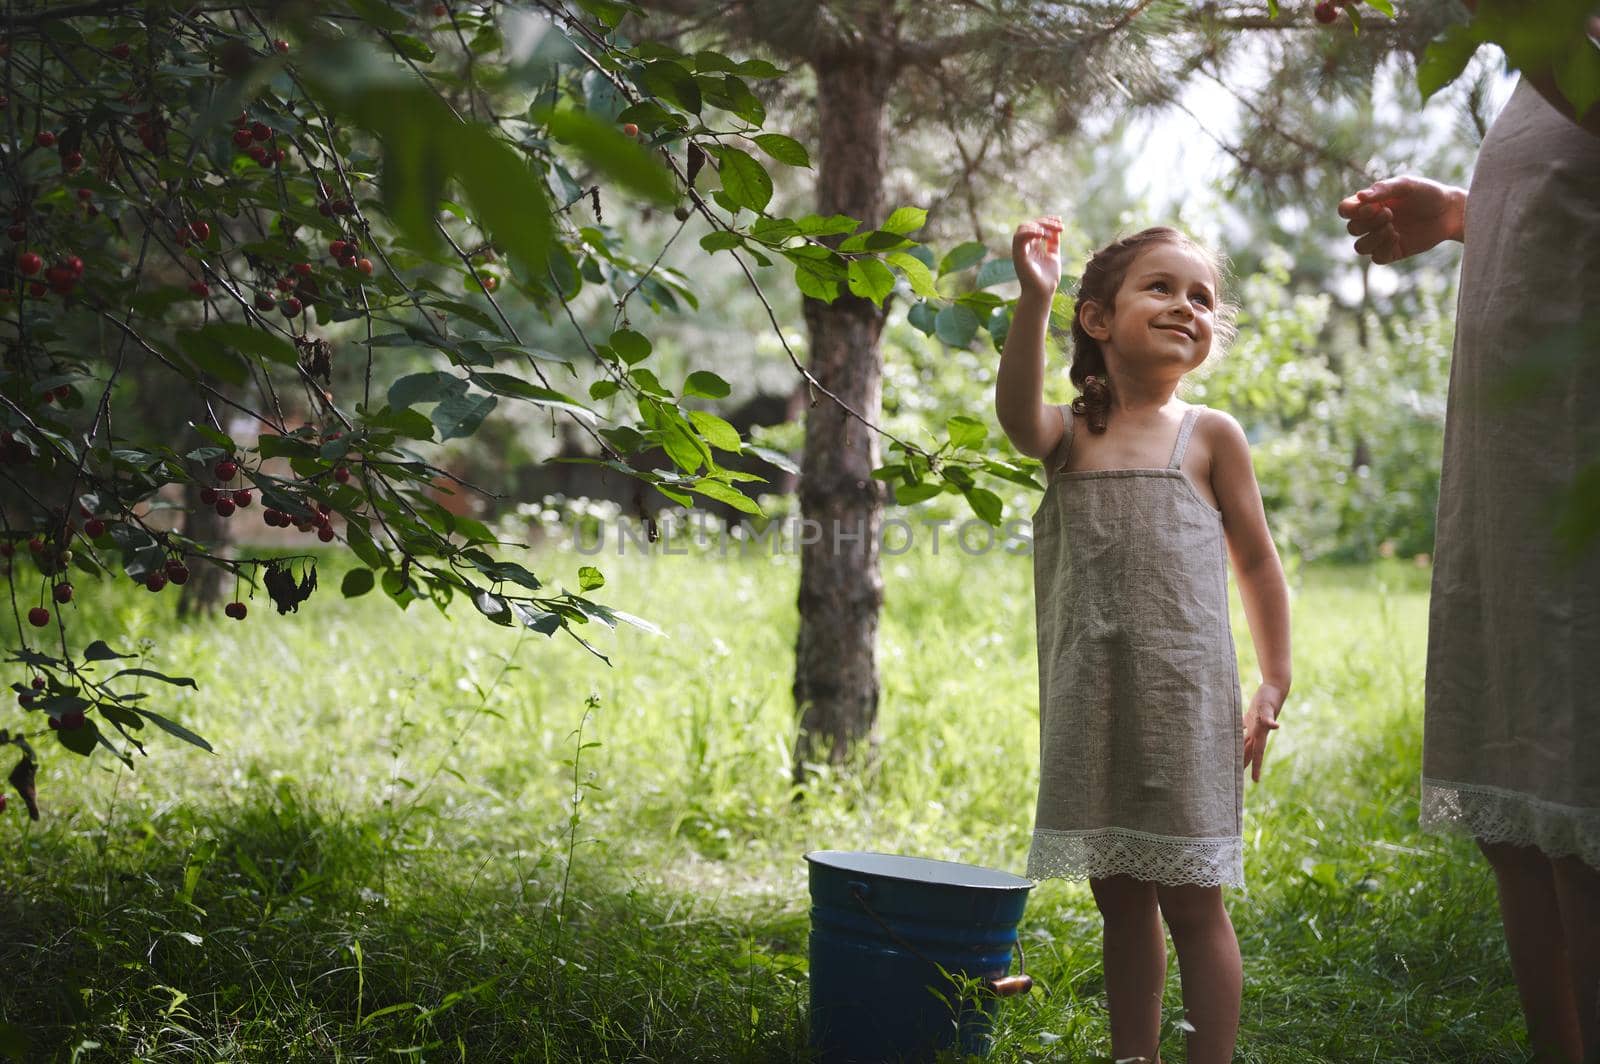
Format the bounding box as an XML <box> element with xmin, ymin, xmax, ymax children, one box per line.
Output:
<box><xmin>792</xmin><ymin>38</ymin><xmax>895</xmax><ymax>781</ymax></box>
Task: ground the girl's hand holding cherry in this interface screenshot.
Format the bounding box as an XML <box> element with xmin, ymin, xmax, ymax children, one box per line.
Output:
<box><xmin>1011</xmin><ymin>215</ymin><xmax>1063</xmax><ymax>301</ymax></box>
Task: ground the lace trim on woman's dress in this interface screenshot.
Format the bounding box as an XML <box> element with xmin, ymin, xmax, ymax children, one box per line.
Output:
<box><xmin>1027</xmin><ymin>827</ymin><xmax>1244</xmax><ymax>888</ymax></box>
<box><xmin>1421</xmin><ymin>778</ymin><xmax>1600</xmax><ymax>870</ymax></box>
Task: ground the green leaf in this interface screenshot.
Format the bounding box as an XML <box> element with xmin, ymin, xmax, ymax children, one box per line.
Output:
<box><xmin>846</xmin><ymin>258</ymin><xmax>896</xmax><ymax>305</ymax></box>
<box><xmin>590</xmin><ymin>380</ymin><xmax>620</xmax><ymax>400</ymax></box>
<box><xmin>795</xmin><ymin>214</ymin><xmax>859</xmax><ymax>236</ymax></box>
<box><xmin>895</xmin><ymin>482</ymin><xmax>943</xmax><ymax>505</ymax></box>
<box><xmin>134</xmin><ymin>708</ymin><xmax>214</xmax><ymax>753</ymax></box>
<box><xmin>641</xmin><ymin>59</ymin><xmax>702</xmax><ymax>114</ymax></box>
<box><xmin>173</xmin><ymin>330</ymin><xmax>248</xmax><ymax>386</ymax></box>
<box><xmin>751</xmin><ymin>133</ymin><xmax>811</xmax><ymax>167</ymax></box>
<box><xmin>474</xmin><ymin>589</ymin><xmax>513</xmax><ymax>625</ymax></box>
<box><xmin>691</xmin><ymin>477</ymin><xmax>763</xmax><ymax>515</ymax></box>
<box><xmin>934</xmin><ymin>304</ymin><xmax>980</xmax><ymax>348</ymax></box>
<box><xmin>341</xmin><ymin>568</ymin><xmax>376</xmax><ymax>598</ymax></box>
<box><xmin>886</xmin><ymin>251</ymin><xmax>938</xmax><ymax>299</ymax></box>
<box><xmin>609</xmin><ymin>329</ymin><xmax>652</xmax><ymax>364</ymax></box>
<box><xmin>57</xmin><ymin>718</ymin><xmax>99</xmax><ymax>756</ymax></box>
<box><xmin>787</xmin><ymin>249</ymin><xmax>844</xmax><ymax>302</ymax></box>
<box><xmin>450</xmin><ymin>121</ymin><xmax>555</xmax><ymax>276</ymax></box>
<box><xmin>468</xmin><ymin>373</ymin><xmax>596</xmax><ymax>420</ymax></box>
<box><xmin>975</xmin><ymin>258</ymin><xmax>1018</xmax><ymax>289</ymax></box>
<box><xmin>881</xmin><ymin>206</ymin><xmax>927</xmax><ymax>235</ymax></box>
<box><xmin>432</xmin><ymin>393</ymin><xmax>498</xmax><ymax>440</ymax></box>
<box><xmin>83</xmin><ymin>640</ymin><xmax>131</xmax><ymax>662</ymax></box>
<box><xmin>683</xmin><ymin>370</ymin><xmax>730</xmax><ymax>399</ymax></box>
<box><xmin>541</xmin><ymin>107</ymin><xmax>678</xmax><ymax>205</ymax></box>
<box><xmin>389</xmin><ymin>371</ymin><xmax>468</xmax><ymax>409</ymax></box>
<box><xmin>110</xmin><ymin>667</ymin><xmax>198</xmax><ymax>688</ymax></box>
<box><xmin>963</xmin><ymin>486</ymin><xmax>1003</xmax><ymax>526</ymax></box>
<box><xmin>1417</xmin><ymin>23</ymin><xmax>1482</xmax><ymax>101</ymax></box>
<box><xmin>906</xmin><ymin>300</ymin><xmax>938</xmax><ymax>336</ymax></box>
<box><xmin>938</xmin><ymin>241</ymin><xmax>988</xmax><ymax>276</ymax></box>
<box><xmin>946</xmin><ymin>415</ymin><xmax>987</xmax><ymax>451</ymax></box>
<box><xmin>1364</xmin><ymin>0</ymin><xmax>1394</xmax><ymax>14</ymax></box>
<box><xmin>699</xmin><ymin>231</ymin><xmax>744</xmax><ymax>252</ymax></box>
<box><xmin>713</xmin><ymin>146</ymin><xmax>773</xmax><ymax>212</ymax></box>
<box><xmin>389</xmin><ymin>33</ymin><xmax>437</xmax><ymax>62</ymax></box>
<box><xmin>578</xmin><ymin>565</ymin><xmax>605</xmax><ymax>591</ymax></box>
<box><xmin>188</xmin><ymin>322</ymin><xmax>298</xmax><ymax>366</ymax></box>
<box><xmin>687</xmin><ymin>410</ymin><xmax>741</xmax><ymax>452</ymax></box>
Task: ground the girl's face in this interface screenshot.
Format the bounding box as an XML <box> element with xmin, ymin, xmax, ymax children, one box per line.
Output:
<box><xmin>1084</xmin><ymin>241</ymin><xmax>1219</xmax><ymax>378</ymax></box>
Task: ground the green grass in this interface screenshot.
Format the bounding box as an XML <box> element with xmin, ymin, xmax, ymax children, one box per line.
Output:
<box><xmin>0</xmin><ymin>539</ymin><xmax>1525</xmax><ymax>1062</ymax></box>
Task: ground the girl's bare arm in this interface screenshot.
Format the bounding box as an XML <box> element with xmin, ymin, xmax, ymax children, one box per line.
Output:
<box><xmin>995</xmin><ymin>217</ymin><xmax>1066</xmax><ymax>459</ymax></box>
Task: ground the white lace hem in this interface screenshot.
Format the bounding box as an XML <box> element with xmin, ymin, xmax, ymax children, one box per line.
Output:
<box><xmin>1027</xmin><ymin>827</ymin><xmax>1244</xmax><ymax>888</ymax></box>
<box><xmin>1421</xmin><ymin>777</ymin><xmax>1600</xmax><ymax>870</ymax></box>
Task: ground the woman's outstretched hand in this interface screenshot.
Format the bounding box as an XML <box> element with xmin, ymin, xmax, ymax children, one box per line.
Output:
<box><xmin>1242</xmin><ymin>685</ymin><xmax>1284</xmax><ymax>784</ymax></box>
<box><xmin>1336</xmin><ymin>176</ymin><xmax>1468</xmax><ymax>265</ymax></box>
<box><xmin>1011</xmin><ymin>215</ymin><xmax>1063</xmax><ymax>301</ymax></box>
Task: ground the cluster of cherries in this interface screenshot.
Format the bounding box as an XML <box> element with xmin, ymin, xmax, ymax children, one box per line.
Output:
<box><xmin>12</xmin><ymin>247</ymin><xmax>85</xmax><ymax>298</ymax></box>
<box><xmin>1313</xmin><ymin>0</ymin><xmax>1357</xmax><ymax>23</ymax></box>
<box><xmin>231</xmin><ymin>111</ymin><xmax>288</xmax><ymax>168</ymax></box>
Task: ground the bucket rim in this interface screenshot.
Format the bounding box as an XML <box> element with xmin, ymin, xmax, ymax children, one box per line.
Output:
<box><xmin>804</xmin><ymin>850</ymin><xmax>1034</xmax><ymax>892</ymax></box>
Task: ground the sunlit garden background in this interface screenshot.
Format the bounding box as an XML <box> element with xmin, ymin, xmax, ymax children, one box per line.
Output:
<box><xmin>0</xmin><ymin>0</ymin><xmax>1564</xmax><ymax>1060</ymax></box>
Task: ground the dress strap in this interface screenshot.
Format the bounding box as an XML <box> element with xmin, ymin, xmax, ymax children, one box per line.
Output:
<box><xmin>1167</xmin><ymin>406</ymin><xmax>1202</xmax><ymax>470</ymax></box>
<box><xmin>1043</xmin><ymin>403</ymin><xmax>1074</xmax><ymax>477</ymax></box>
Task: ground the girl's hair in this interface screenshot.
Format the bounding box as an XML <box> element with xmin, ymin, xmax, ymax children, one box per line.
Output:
<box><xmin>1068</xmin><ymin>226</ymin><xmax>1237</xmax><ymax>433</ymax></box>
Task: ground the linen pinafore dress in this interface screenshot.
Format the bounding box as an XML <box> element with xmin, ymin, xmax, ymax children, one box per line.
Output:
<box><xmin>1421</xmin><ymin>78</ymin><xmax>1600</xmax><ymax>869</ymax></box>
<box><xmin>1027</xmin><ymin>404</ymin><xmax>1246</xmax><ymax>888</ymax></box>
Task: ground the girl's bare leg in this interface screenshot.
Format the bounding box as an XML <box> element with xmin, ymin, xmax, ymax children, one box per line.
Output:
<box><xmin>1154</xmin><ymin>883</ymin><xmax>1241</xmax><ymax>1064</ymax></box>
<box><xmin>1091</xmin><ymin>874</ymin><xmax>1165</xmax><ymax>1063</ymax></box>
<box><xmin>1549</xmin><ymin>854</ymin><xmax>1600</xmax><ymax>1060</ymax></box>
<box><xmin>1477</xmin><ymin>839</ymin><xmax>1583</xmax><ymax>1064</ymax></box>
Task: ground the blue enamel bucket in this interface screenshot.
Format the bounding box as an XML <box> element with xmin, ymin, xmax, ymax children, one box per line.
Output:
<box><xmin>805</xmin><ymin>851</ymin><xmax>1034</xmax><ymax>1063</ymax></box>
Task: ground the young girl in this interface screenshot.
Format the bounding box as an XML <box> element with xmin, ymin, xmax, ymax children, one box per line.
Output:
<box><xmin>994</xmin><ymin>218</ymin><xmax>1292</xmax><ymax>1064</ymax></box>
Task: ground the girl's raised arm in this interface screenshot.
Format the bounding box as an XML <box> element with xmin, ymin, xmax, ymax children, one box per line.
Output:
<box><xmin>995</xmin><ymin>216</ymin><xmax>1066</xmax><ymax>459</ymax></box>
<box><xmin>1206</xmin><ymin>410</ymin><xmax>1292</xmax><ymax>783</ymax></box>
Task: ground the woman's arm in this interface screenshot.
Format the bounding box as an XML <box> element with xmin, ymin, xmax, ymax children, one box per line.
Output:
<box><xmin>995</xmin><ymin>217</ymin><xmax>1066</xmax><ymax>459</ymax></box>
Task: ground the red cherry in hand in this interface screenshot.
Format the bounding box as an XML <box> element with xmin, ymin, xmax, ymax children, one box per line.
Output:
<box><xmin>27</xmin><ymin>606</ymin><xmax>49</xmax><ymax>627</ymax></box>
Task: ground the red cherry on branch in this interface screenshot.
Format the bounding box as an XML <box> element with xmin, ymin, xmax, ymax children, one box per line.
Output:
<box><xmin>232</xmin><ymin>489</ymin><xmax>253</xmax><ymax>507</ymax></box>
<box><xmin>52</xmin><ymin>583</ymin><xmax>73</xmax><ymax>603</ymax></box>
<box><xmin>1314</xmin><ymin>1</ymin><xmax>1338</xmax><ymax>21</ymax></box>
<box><xmin>250</xmin><ymin>121</ymin><xmax>271</xmax><ymax>142</ymax></box>
<box><xmin>199</xmin><ymin>487</ymin><xmax>218</xmax><ymax>505</ymax></box>
<box><xmin>214</xmin><ymin>458</ymin><xmax>238</xmax><ymax>481</ymax></box>
<box><xmin>214</xmin><ymin>498</ymin><xmax>235</xmax><ymax>517</ymax></box>
<box><xmin>28</xmin><ymin>606</ymin><xmax>50</xmax><ymax>627</ymax></box>
<box><xmin>317</xmin><ymin>525</ymin><xmax>335</xmax><ymax>542</ymax></box>
<box><xmin>84</xmin><ymin>518</ymin><xmax>105</xmax><ymax>538</ymax></box>
<box><xmin>61</xmin><ymin>151</ymin><xmax>83</xmax><ymax>172</ymax></box>
<box><xmin>274</xmin><ymin>39</ymin><xmax>289</xmax><ymax>54</ymax></box>
<box><xmin>18</xmin><ymin>251</ymin><xmax>42</xmax><ymax>275</ymax></box>
<box><xmin>111</xmin><ymin>42</ymin><xmax>131</xmax><ymax>59</ymax></box>
<box><xmin>357</xmin><ymin>258</ymin><xmax>374</xmax><ymax>275</ymax></box>
<box><xmin>145</xmin><ymin>571</ymin><xmax>167</xmax><ymax>592</ymax></box>
<box><xmin>329</xmin><ymin>240</ymin><xmax>347</xmax><ymax>259</ymax></box>
<box><xmin>293</xmin><ymin>262</ymin><xmax>312</xmax><ymax>277</ymax></box>
<box><xmin>190</xmin><ymin>221</ymin><xmax>211</xmax><ymax>242</ymax></box>
<box><xmin>188</xmin><ymin>280</ymin><xmax>209</xmax><ymax>298</ymax></box>
<box><xmin>622</xmin><ymin>122</ymin><xmax>639</xmax><ymax>137</ymax></box>
<box><xmin>283</xmin><ymin>297</ymin><xmax>303</xmax><ymax>316</ymax></box>
<box><xmin>164</xmin><ymin>560</ymin><xmax>189</xmax><ymax>585</ymax></box>
<box><xmin>232</xmin><ymin>128</ymin><xmax>254</xmax><ymax>149</ymax></box>
<box><xmin>225</xmin><ymin>601</ymin><xmax>247</xmax><ymax>620</ymax></box>
<box><xmin>34</xmin><ymin>131</ymin><xmax>56</xmax><ymax>148</ymax></box>
<box><xmin>333</xmin><ymin>466</ymin><xmax>351</xmax><ymax>484</ymax></box>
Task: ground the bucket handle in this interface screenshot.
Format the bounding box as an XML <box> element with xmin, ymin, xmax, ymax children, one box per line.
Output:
<box><xmin>847</xmin><ymin>881</ymin><xmax>1033</xmax><ymax>998</ymax></box>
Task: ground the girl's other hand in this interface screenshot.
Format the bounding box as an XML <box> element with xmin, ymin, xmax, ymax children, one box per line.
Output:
<box><xmin>1242</xmin><ymin>686</ymin><xmax>1283</xmax><ymax>783</ymax></box>
<box><xmin>1336</xmin><ymin>176</ymin><xmax>1466</xmax><ymax>264</ymax></box>
<box><xmin>1011</xmin><ymin>215</ymin><xmax>1063</xmax><ymax>301</ymax></box>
